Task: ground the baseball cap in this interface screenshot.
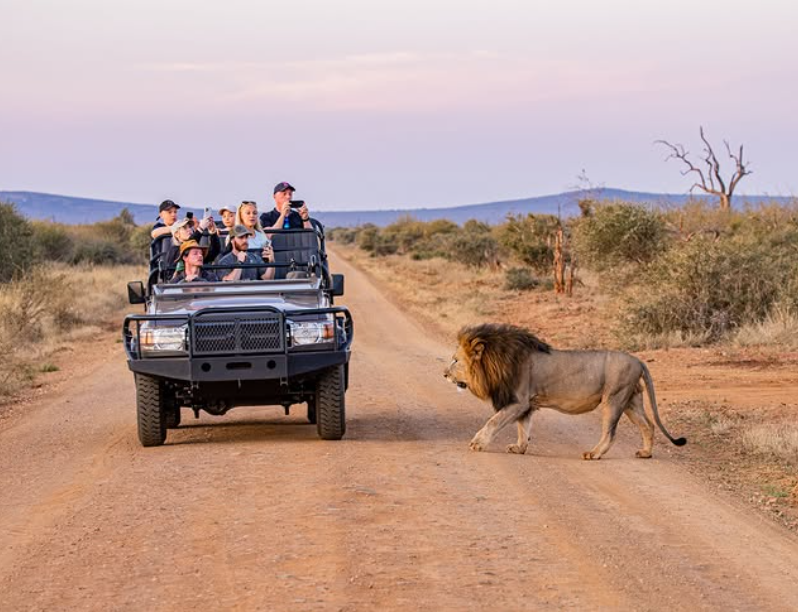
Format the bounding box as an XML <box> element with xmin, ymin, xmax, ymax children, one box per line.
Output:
<box><xmin>159</xmin><ymin>199</ymin><xmax>181</xmax><ymax>212</ymax></box>
<box><xmin>170</xmin><ymin>217</ymin><xmax>192</xmax><ymax>234</ymax></box>
<box><xmin>219</xmin><ymin>205</ymin><xmax>236</xmax><ymax>215</ymax></box>
<box><xmin>230</xmin><ymin>224</ymin><xmax>255</xmax><ymax>238</ymax></box>
<box><xmin>273</xmin><ymin>181</ymin><xmax>296</xmax><ymax>194</ymax></box>
<box><xmin>178</xmin><ymin>240</ymin><xmax>207</xmax><ymax>258</ymax></box>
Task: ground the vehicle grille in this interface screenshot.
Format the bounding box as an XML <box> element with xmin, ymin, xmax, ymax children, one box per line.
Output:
<box><xmin>192</xmin><ymin>313</ymin><xmax>284</xmax><ymax>355</ymax></box>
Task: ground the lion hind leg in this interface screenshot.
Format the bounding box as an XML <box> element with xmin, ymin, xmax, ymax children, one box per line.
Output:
<box><xmin>625</xmin><ymin>392</ymin><xmax>654</xmax><ymax>458</ymax></box>
<box><xmin>507</xmin><ymin>411</ymin><xmax>533</xmax><ymax>454</ymax></box>
<box><xmin>470</xmin><ymin>403</ymin><xmax>529</xmax><ymax>452</ymax></box>
<box><xmin>583</xmin><ymin>399</ymin><xmax>625</xmax><ymax>460</ymax></box>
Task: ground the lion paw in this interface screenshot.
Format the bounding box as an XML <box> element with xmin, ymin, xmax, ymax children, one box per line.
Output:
<box><xmin>635</xmin><ymin>450</ymin><xmax>653</xmax><ymax>459</ymax></box>
<box><xmin>506</xmin><ymin>444</ymin><xmax>527</xmax><ymax>454</ymax></box>
<box><xmin>469</xmin><ymin>440</ymin><xmax>486</xmax><ymax>452</ymax></box>
<box><xmin>582</xmin><ymin>451</ymin><xmax>601</xmax><ymax>460</ymax></box>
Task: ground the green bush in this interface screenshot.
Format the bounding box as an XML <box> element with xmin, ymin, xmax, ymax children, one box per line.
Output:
<box><xmin>496</xmin><ymin>214</ymin><xmax>560</xmax><ymax>273</ymax></box>
<box><xmin>616</xmin><ymin>236</ymin><xmax>787</xmax><ymax>343</ymax></box>
<box><xmin>572</xmin><ymin>202</ymin><xmax>667</xmax><ymax>271</ymax></box>
<box><xmin>382</xmin><ymin>216</ymin><xmax>426</xmax><ymax>254</ymax></box>
<box><xmin>31</xmin><ymin>222</ymin><xmax>76</xmax><ymax>262</ymax></box>
<box><xmin>128</xmin><ymin>225</ymin><xmax>153</xmax><ymax>264</ymax></box>
<box><xmin>443</xmin><ymin>231</ymin><xmax>499</xmax><ymax>268</ymax></box>
<box><xmin>504</xmin><ymin>267</ymin><xmax>540</xmax><ymax>291</ymax></box>
<box><xmin>0</xmin><ymin>203</ymin><xmax>36</xmax><ymax>282</ymax></box>
<box><xmin>326</xmin><ymin>227</ymin><xmax>360</xmax><ymax>244</ymax></box>
<box><xmin>356</xmin><ymin>224</ymin><xmax>398</xmax><ymax>256</ymax></box>
<box><xmin>71</xmin><ymin>239</ymin><xmax>131</xmax><ymax>265</ymax></box>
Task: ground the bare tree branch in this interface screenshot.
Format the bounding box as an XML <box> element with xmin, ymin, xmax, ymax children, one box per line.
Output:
<box><xmin>656</xmin><ymin>127</ymin><xmax>752</xmax><ymax>211</ymax></box>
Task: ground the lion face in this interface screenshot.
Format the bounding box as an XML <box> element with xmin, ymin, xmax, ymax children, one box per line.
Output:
<box><xmin>443</xmin><ymin>344</ymin><xmax>472</xmax><ymax>389</ymax></box>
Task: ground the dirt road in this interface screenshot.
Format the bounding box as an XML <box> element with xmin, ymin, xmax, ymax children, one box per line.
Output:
<box><xmin>2</xmin><ymin>253</ymin><xmax>797</xmax><ymax>612</ymax></box>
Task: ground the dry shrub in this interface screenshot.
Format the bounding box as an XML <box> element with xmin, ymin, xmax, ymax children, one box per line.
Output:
<box><xmin>504</xmin><ymin>267</ymin><xmax>541</xmax><ymax>291</ymax></box>
<box><xmin>0</xmin><ymin>264</ymin><xmax>142</xmax><ymax>399</ymax></box>
<box><xmin>742</xmin><ymin>424</ymin><xmax>798</xmax><ymax>463</ymax></box>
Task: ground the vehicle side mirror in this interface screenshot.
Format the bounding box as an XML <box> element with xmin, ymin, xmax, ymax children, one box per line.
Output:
<box><xmin>331</xmin><ymin>274</ymin><xmax>345</xmax><ymax>297</ymax></box>
<box><xmin>127</xmin><ymin>281</ymin><xmax>146</xmax><ymax>305</ymax></box>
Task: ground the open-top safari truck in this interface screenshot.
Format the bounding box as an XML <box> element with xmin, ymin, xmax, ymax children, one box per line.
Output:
<box><xmin>123</xmin><ymin>227</ymin><xmax>353</xmax><ymax>447</ymax></box>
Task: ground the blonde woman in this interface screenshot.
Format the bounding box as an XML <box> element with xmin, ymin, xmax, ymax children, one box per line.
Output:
<box><xmin>235</xmin><ymin>201</ymin><xmax>270</xmax><ymax>249</ymax></box>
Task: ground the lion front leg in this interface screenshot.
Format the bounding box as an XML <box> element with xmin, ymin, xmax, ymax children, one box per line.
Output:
<box><xmin>470</xmin><ymin>403</ymin><xmax>529</xmax><ymax>452</ymax></box>
<box><xmin>506</xmin><ymin>410</ymin><xmax>533</xmax><ymax>454</ymax></box>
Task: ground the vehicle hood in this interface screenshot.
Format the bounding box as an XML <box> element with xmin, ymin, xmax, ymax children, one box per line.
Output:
<box><xmin>150</xmin><ymin>280</ymin><xmax>325</xmax><ymax>316</ymax></box>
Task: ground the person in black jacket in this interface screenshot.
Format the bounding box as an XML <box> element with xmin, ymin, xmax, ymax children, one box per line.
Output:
<box><xmin>260</xmin><ymin>181</ymin><xmax>313</xmax><ymax>230</ymax></box>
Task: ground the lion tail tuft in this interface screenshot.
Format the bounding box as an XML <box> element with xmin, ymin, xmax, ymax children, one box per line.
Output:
<box><xmin>639</xmin><ymin>361</ymin><xmax>687</xmax><ymax>448</ymax></box>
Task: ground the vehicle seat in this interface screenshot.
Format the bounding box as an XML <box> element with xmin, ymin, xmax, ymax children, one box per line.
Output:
<box><xmin>271</xmin><ymin>230</ymin><xmax>321</xmax><ymax>280</ymax></box>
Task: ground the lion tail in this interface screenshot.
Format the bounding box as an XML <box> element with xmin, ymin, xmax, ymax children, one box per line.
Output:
<box><xmin>640</xmin><ymin>361</ymin><xmax>687</xmax><ymax>447</ymax></box>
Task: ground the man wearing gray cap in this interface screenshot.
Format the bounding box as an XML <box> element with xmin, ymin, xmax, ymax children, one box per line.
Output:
<box><xmin>214</xmin><ymin>224</ymin><xmax>275</xmax><ymax>281</ymax></box>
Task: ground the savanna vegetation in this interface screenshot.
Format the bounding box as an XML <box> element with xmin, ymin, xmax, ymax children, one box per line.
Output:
<box><xmin>328</xmin><ymin>199</ymin><xmax>798</xmax><ymax>350</ymax></box>
<box><xmin>0</xmin><ymin>203</ymin><xmax>146</xmax><ymax>400</ymax></box>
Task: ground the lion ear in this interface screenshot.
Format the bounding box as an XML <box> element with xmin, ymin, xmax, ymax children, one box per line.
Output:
<box><xmin>470</xmin><ymin>339</ymin><xmax>485</xmax><ymax>360</ymax></box>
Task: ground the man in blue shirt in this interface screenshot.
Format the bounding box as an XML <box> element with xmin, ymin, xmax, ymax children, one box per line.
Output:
<box><xmin>259</xmin><ymin>181</ymin><xmax>313</xmax><ymax>230</ymax></box>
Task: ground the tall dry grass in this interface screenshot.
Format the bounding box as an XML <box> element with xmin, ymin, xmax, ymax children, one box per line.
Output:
<box><xmin>742</xmin><ymin>423</ymin><xmax>798</xmax><ymax>464</ymax></box>
<box><xmin>733</xmin><ymin>306</ymin><xmax>798</xmax><ymax>349</ymax></box>
<box><xmin>0</xmin><ymin>264</ymin><xmax>143</xmax><ymax>399</ymax></box>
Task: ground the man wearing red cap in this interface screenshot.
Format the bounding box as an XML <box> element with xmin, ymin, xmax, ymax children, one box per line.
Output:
<box><xmin>260</xmin><ymin>182</ymin><xmax>313</xmax><ymax>230</ymax></box>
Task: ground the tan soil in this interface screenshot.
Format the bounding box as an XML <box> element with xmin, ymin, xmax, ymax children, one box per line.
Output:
<box><xmin>1</xmin><ymin>252</ymin><xmax>798</xmax><ymax>611</ymax></box>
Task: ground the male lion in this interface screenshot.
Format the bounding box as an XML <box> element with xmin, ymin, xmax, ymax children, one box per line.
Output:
<box><xmin>443</xmin><ymin>323</ymin><xmax>686</xmax><ymax>459</ymax></box>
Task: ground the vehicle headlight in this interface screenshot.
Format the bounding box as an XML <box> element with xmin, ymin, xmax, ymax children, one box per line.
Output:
<box><xmin>140</xmin><ymin>325</ymin><xmax>188</xmax><ymax>354</ymax></box>
<box><xmin>288</xmin><ymin>320</ymin><xmax>335</xmax><ymax>345</ymax></box>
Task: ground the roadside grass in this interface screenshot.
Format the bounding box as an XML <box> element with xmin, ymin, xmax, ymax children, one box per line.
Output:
<box><xmin>0</xmin><ymin>264</ymin><xmax>143</xmax><ymax>401</ymax></box>
<box><xmin>732</xmin><ymin>306</ymin><xmax>798</xmax><ymax>349</ymax></box>
<box><xmin>643</xmin><ymin>399</ymin><xmax>798</xmax><ymax>531</ymax></box>
<box><xmin>741</xmin><ymin>423</ymin><xmax>798</xmax><ymax>463</ymax></box>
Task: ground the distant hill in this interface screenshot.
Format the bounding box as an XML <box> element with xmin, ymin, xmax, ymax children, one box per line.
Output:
<box><xmin>1</xmin><ymin>189</ymin><xmax>793</xmax><ymax>227</ymax></box>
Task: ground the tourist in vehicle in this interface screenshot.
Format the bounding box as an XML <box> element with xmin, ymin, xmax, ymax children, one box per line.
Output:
<box><xmin>215</xmin><ymin>225</ymin><xmax>275</xmax><ymax>281</ymax></box>
<box><xmin>260</xmin><ymin>181</ymin><xmax>313</xmax><ymax>230</ymax></box>
<box><xmin>234</xmin><ymin>201</ymin><xmax>271</xmax><ymax>249</ymax></box>
<box><xmin>162</xmin><ymin>215</ymin><xmax>221</xmax><ymax>273</ymax></box>
<box><xmin>151</xmin><ymin>199</ymin><xmax>181</xmax><ymax>239</ymax></box>
<box><xmin>218</xmin><ymin>205</ymin><xmax>236</xmax><ymax>241</ymax></box>
<box><xmin>169</xmin><ymin>240</ymin><xmax>219</xmax><ymax>283</ymax></box>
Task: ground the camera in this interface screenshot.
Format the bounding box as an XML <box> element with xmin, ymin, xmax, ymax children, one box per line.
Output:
<box><xmin>186</xmin><ymin>211</ymin><xmax>194</xmax><ymax>220</ymax></box>
<box><xmin>289</xmin><ymin>200</ymin><xmax>305</xmax><ymax>209</ymax></box>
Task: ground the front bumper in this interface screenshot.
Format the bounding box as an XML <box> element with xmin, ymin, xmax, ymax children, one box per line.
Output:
<box><xmin>123</xmin><ymin>306</ymin><xmax>352</xmax><ymax>383</ymax></box>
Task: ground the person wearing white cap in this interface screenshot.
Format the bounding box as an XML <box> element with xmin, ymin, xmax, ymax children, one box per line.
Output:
<box><xmin>218</xmin><ymin>205</ymin><xmax>236</xmax><ymax>241</ymax></box>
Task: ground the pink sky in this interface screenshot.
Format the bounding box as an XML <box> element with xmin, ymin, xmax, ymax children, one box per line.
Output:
<box><xmin>1</xmin><ymin>0</ymin><xmax>796</xmax><ymax>210</ymax></box>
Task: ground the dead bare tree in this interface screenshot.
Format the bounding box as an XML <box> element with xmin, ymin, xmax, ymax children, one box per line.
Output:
<box><xmin>656</xmin><ymin>126</ymin><xmax>752</xmax><ymax>211</ymax></box>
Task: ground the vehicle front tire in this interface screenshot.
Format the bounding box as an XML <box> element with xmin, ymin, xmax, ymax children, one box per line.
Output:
<box><xmin>136</xmin><ymin>374</ymin><xmax>167</xmax><ymax>447</ymax></box>
<box><xmin>316</xmin><ymin>365</ymin><xmax>346</xmax><ymax>440</ymax></box>
<box><xmin>164</xmin><ymin>389</ymin><xmax>181</xmax><ymax>429</ymax></box>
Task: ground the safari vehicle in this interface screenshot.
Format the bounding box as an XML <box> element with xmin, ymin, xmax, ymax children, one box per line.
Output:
<box><xmin>123</xmin><ymin>227</ymin><xmax>353</xmax><ymax>447</ymax></box>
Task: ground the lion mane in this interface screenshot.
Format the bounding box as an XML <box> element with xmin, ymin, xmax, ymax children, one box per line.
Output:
<box><xmin>458</xmin><ymin>323</ymin><xmax>551</xmax><ymax>410</ymax></box>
